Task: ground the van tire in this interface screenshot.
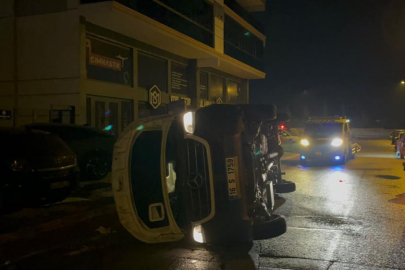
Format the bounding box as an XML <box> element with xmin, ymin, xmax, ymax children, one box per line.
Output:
<box><xmin>253</xmin><ymin>214</ymin><xmax>287</xmax><ymax>240</ymax></box>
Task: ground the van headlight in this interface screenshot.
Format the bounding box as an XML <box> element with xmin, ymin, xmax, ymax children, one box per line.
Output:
<box><xmin>193</xmin><ymin>225</ymin><xmax>205</xmax><ymax>243</ymax></box>
<box><xmin>300</xmin><ymin>139</ymin><xmax>310</xmax><ymax>146</ymax></box>
<box><xmin>183</xmin><ymin>112</ymin><xmax>195</xmax><ymax>134</ymax></box>
<box><xmin>331</xmin><ymin>138</ymin><xmax>343</xmax><ymax>147</ymax></box>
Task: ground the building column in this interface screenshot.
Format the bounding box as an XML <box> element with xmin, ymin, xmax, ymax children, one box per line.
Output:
<box><xmin>213</xmin><ymin>0</ymin><xmax>224</xmax><ymax>54</ymax></box>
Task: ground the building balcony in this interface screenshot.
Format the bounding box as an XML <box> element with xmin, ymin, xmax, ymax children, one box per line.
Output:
<box><xmin>80</xmin><ymin>0</ymin><xmax>265</xmax><ymax>79</ymax></box>
<box><xmin>224</xmin><ymin>0</ymin><xmax>265</xmax><ymax>33</ymax></box>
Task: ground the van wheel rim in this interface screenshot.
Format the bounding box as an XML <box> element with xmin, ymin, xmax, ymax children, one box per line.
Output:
<box><xmin>86</xmin><ymin>157</ymin><xmax>108</xmax><ymax>177</ymax></box>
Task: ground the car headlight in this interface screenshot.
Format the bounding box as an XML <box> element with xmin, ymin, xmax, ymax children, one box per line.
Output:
<box><xmin>193</xmin><ymin>225</ymin><xmax>205</xmax><ymax>243</ymax></box>
<box><xmin>300</xmin><ymin>139</ymin><xmax>309</xmax><ymax>146</ymax></box>
<box><xmin>331</xmin><ymin>138</ymin><xmax>343</xmax><ymax>147</ymax></box>
<box><xmin>183</xmin><ymin>111</ymin><xmax>195</xmax><ymax>134</ymax></box>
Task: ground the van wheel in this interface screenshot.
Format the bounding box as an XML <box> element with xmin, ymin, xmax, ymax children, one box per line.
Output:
<box><xmin>253</xmin><ymin>214</ymin><xmax>287</xmax><ymax>240</ymax></box>
<box><xmin>82</xmin><ymin>153</ymin><xmax>109</xmax><ymax>180</ymax></box>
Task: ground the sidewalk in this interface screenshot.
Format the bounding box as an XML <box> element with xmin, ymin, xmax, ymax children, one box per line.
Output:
<box><xmin>0</xmin><ymin>175</ymin><xmax>116</xmax><ymax>267</ymax></box>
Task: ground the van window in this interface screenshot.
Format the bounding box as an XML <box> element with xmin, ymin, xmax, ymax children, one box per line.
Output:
<box><xmin>130</xmin><ymin>131</ymin><xmax>169</xmax><ymax>228</ymax></box>
<box><xmin>304</xmin><ymin>123</ymin><xmax>343</xmax><ymax>138</ymax></box>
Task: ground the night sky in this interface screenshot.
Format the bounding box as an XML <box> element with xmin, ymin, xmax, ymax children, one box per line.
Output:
<box><xmin>250</xmin><ymin>0</ymin><xmax>405</xmax><ymax>127</ymax></box>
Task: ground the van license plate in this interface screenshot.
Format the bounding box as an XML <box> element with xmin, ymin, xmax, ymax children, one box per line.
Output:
<box><xmin>226</xmin><ymin>157</ymin><xmax>238</xmax><ymax>200</ymax></box>
<box><xmin>315</xmin><ymin>151</ymin><xmax>322</xmax><ymax>156</ymax></box>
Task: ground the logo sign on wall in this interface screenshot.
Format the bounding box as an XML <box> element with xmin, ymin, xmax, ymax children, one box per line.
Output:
<box><xmin>0</xmin><ymin>110</ymin><xmax>11</xmax><ymax>120</ymax></box>
<box><xmin>199</xmin><ymin>100</ymin><xmax>212</xmax><ymax>108</ymax></box>
<box><xmin>170</xmin><ymin>95</ymin><xmax>191</xmax><ymax>106</ymax></box>
<box><xmin>149</xmin><ymin>85</ymin><xmax>162</xmax><ymax>109</ymax></box>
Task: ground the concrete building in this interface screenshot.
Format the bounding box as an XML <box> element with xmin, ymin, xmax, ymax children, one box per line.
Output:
<box><xmin>0</xmin><ymin>0</ymin><xmax>266</xmax><ymax>135</ymax></box>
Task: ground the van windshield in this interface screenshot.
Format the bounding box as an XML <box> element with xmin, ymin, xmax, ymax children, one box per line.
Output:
<box><xmin>303</xmin><ymin>123</ymin><xmax>343</xmax><ymax>138</ymax></box>
<box><xmin>130</xmin><ymin>131</ymin><xmax>169</xmax><ymax>228</ymax></box>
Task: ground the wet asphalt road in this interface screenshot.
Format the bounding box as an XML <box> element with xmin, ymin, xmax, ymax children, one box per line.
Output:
<box><xmin>1</xmin><ymin>139</ymin><xmax>405</xmax><ymax>270</ymax></box>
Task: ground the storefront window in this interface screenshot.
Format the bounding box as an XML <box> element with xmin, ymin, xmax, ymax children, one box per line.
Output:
<box><xmin>227</xmin><ymin>80</ymin><xmax>240</xmax><ymax>103</ymax></box>
<box><xmin>108</xmin><ymin>102</ymin><xmax>119</xmax><ymax>136</ymax></box>
<box><xmin>138</xmin><ymin>52</ymin><xmax>168</xmax><ymax>92</ymax></box>
<box><xmin>85</xmin><ymin>35</ymin><xmax>133</xmax><ymax>87</ymax></box>
<box><xmin>95</xmin><ymin>101</ymin><xmax>106</xmax><ymax>129</ymax></box>
<box><xmin>209</xmin><ymin>75</ymin><xmax>225</xmax><ymax>103</ymax></box>
<box><xmin>171</xmin><ymin>62</ymin><xmax>188</xmax><ymax>96</ymax></box>
<box><xmin>87</xmin><ymin>96</ymin><xmax>133</xmax><ymax>135</ymax></box>
<box><xmin>86</xmin><ymin>98</ymin><xmax>91</xmax><ymax>125</ymax></box>
<box><xmin>121</xmin><ymin>101</ymin><xmax>133</xmax><ymax>132</ymax></box>
<box><xmin>199</xmin><ymin>71</ymin><xmax>208</xmax><ymax>99</ymax></box>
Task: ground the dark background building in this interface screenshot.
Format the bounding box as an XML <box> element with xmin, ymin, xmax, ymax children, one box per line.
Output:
<box><xmin>250</xmin><ymin>0</ymin><xmax>405</xmax><ymax>128</ymax></box>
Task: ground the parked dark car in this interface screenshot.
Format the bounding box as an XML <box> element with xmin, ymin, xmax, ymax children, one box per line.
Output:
<box><xmin>26</xmin><ymin>124</ymin><xmax>116</xmax><ymax>180</ymax></box>
<box><xmin>0</xmin><ymin>128</ymin><xmax>79</xmax><ymax>210</ymax></box>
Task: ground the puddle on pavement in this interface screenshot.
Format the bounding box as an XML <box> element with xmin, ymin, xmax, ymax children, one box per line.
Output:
<box><xmin>306</xmin><ymin>216</ymin><xmax>363</xmax><ymax>227</ymax></box>
<box><xmin>287</xmin><ymin>215</ymin><xmax>365</xmax><ymax>237</ymax></box>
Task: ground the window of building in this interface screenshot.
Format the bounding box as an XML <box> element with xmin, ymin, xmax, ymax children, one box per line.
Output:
<box><xmin>199</xmin><ymin>71</ymin><xmax>208</xmax><ymax>100</ymax></box>
<box><xmin>127</xmin><ymin>0</ymin><xmax>214</xmax><ymax>47</ymax></box>
<box><xmin>94</xmin><ymin>101</ymin><xmax>106</xmax><ymax>129</ymax></box>
<box><xmin>227</xmin><ymin>80</ymin><xmax>240</xmax><ymax>103</ymax></box>
<box><xmin>138</xmin><ymin>102</ymin><xmax>167</xmax><ymax>118</ymax></box>
<box><xmin>138</xmin><ymin>52</ymin><xmax>168</xmax><ymax>92</ymax></box>
<box><xmin>223</xmin><ymin>15</ymin><xmax>264</xmax><ymax>71</ymax></box>
<box><xmin>108</xmin><ymin>102</ymin><xmax>119</xmax><ymax>136</ymax></box>
<box><xmin>171</xmin><ymin>62</ymin><xmax>188</xmax><ymax>96</ymax></box>
<box><xmin>209</xmin><ymin>75</ymin><xmax>225</xmax><ymax>103</ymax></box>
<box><xmin>86</xmin><ymin>97</ymin><xmax>91</xmax><ymax>125</ymax></box>
<box><xmin>85</xmin><ymin>35</ymin><xmax>133</xmax><ymax>87</ymax></box>
<box><xmin>121</xmin><ymin>101</ymin><xmax>133</xmax><ymax>132</ymax></box>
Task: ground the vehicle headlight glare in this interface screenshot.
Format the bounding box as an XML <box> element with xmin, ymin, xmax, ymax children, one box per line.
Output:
<box><xmin>300</xmin><ymin>139</ymin><xmax>309</xmax><ymax>146</ymax></box>
<box><xmin>183</xmin><ymin>112</ymin><xmax>195</xmax><ymax>134</ymax></box>
<box><xmin>331</xmin><ymin>138</ymin><xmax>343</xmax><ymax>147</ymax></box>
<box><xmin>193</xmin><ymin>225</ymin><xmax>205</xmax><ymax>243</ymax></box>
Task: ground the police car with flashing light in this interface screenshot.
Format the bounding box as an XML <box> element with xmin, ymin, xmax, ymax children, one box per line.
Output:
<box><xmin>299</xmin><ymin>117</ymin><xmax>360</xmax><ymax>165</ymax></box>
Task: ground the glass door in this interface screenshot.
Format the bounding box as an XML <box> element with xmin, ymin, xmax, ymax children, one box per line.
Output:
<box><xmin>87</xmin><ymin>96</ymin><xmax>133</xmax><ymax>136</ymax></box>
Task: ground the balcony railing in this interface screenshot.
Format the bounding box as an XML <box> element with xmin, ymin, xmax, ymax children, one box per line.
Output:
<box><xmin>224</xmin><ymin>0</ymin><xmax>265</xmax><ymax>34</ymax></box>
<box><xmin>224</xmin><ymin>14</ymin><xmax>264</xmax><ymax>71</ymax></box>
<box><xmin>81</xmin><ymin>0</ymin><xmax>214</xmax><ymax>47</ymax></box>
